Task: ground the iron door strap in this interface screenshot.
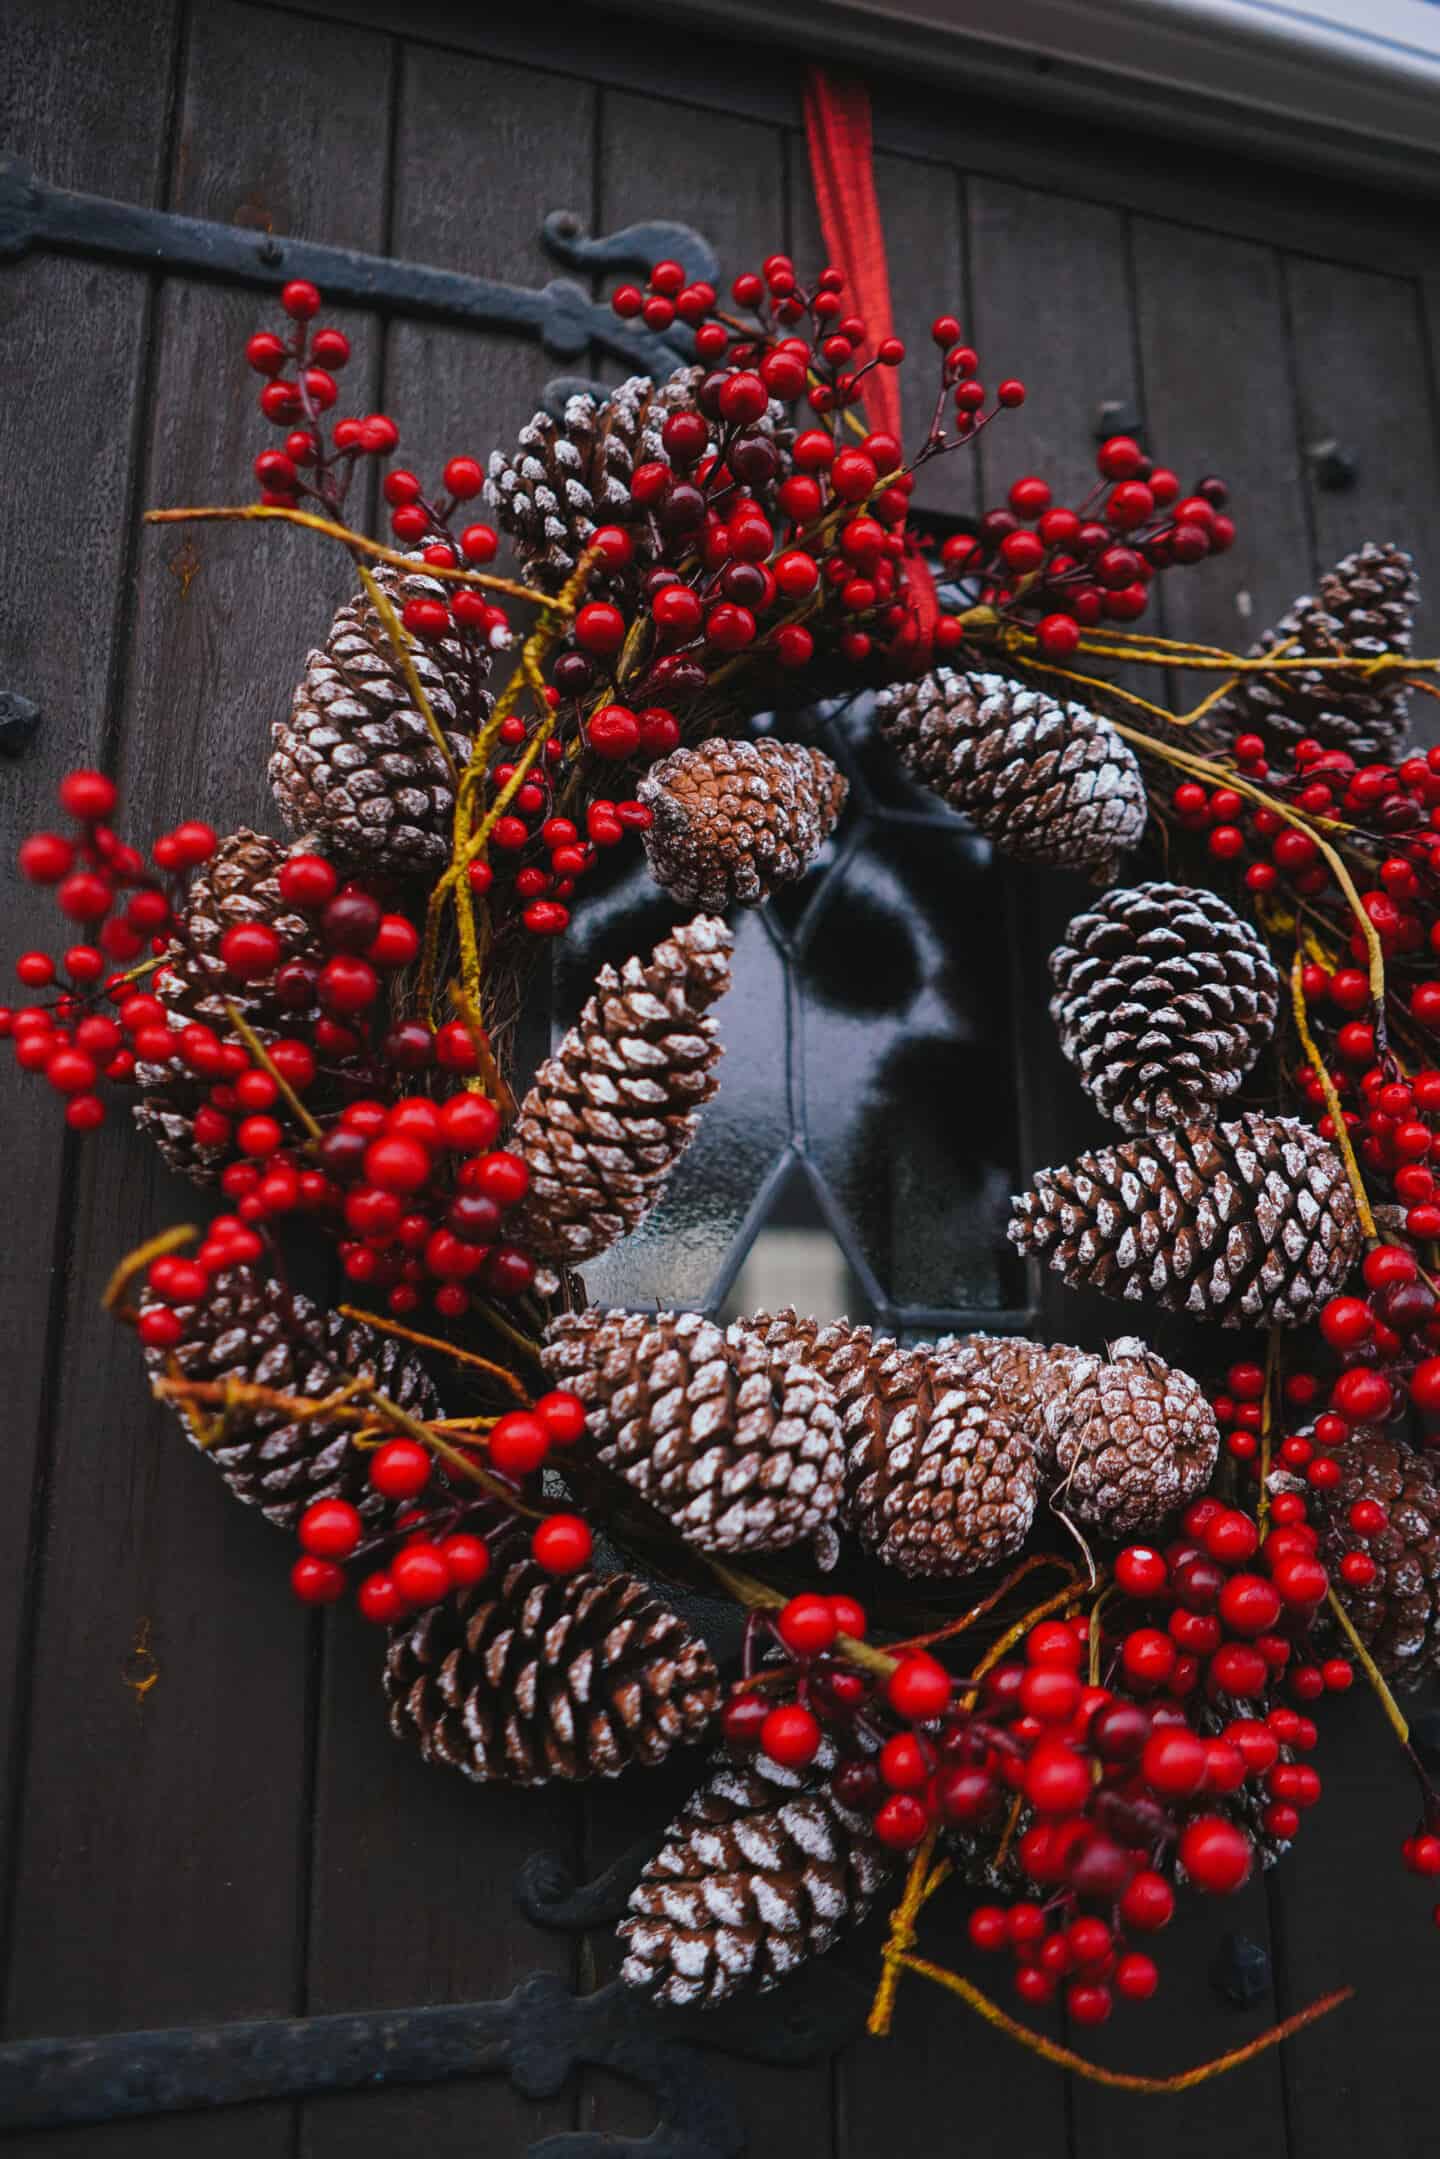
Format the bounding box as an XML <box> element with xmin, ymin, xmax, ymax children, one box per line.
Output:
<box><xmin>0</xmin><ymin>158</ymin><xmax>707</xmax><ymax>377</ymax></box>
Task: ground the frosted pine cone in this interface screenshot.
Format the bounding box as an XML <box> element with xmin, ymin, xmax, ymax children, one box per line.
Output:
<box><xmin>1033</xmin><ymin>1337</ymin><xmax>1219</xmax><ymax>1538</ymax></box>
<box><xmin>141</xmin><ymin>1264</ymin><xmax>439</xmax><ymax>1527</ymax></box>
<box><xmin>541</xmin><ymin>1307</ymin><xmax>845</xmax><ymax>1558</ymax></box>
<box><xmin>875</xmin><ymin>668</ymin><xmax>1147</xmax><ymax>875</ymax></box>
<box><xmin>507</xmin><ymin>915</ymin><xmax>732</xmax><ymax>1267</ymax></box>
<box><xmin>1009</xmin><ymin>1111</ymin><xmax>1363</xmax><ymax>1326</ymax></box>
<box><xmin>1318</xmin><ymin>1438</ymin><xmax>1440</xmax><ymax>1684</ymax></box>
<box><xmin>1204</xmin><ymin>542</ymin><xmax>1418</xmax><ymax>763</ymax></box>
<box><xmin>133</xmin><ymin>830</ymin><xmax>324</xmax><ymax>1182</ymax></box>
<box><xmin>486</xmin><ymin>369</ymin><xmax>792</xmax><ymax>594</ymax></box>
<box><xmin>383</xmin><ymin>1557</ymin><xmax>719</xmax><ymax>1784</ymax></box>
<box><xmin>637</xmin><ymin>738</ymin><xmax>847</xmax><ymax>910</ymax></box>
<box><xmin>745</xmin><ymin>1312</ymin><xmax>1037</xmax><ymax>1577</ymax></box>
<box><xmin>618</xmin><ymin>1739</ymin><xmax>893</xmax><ymax>2006</ymax></box>
<box><xmin>1049</xmin><ymin>881</ymin><xmax>1280</xmax><ymax>1132</ymax></box>
<box><xmin>270</xmin><ymin>561</ymin><xmax>491</xmax><ymax>873</ymax></box>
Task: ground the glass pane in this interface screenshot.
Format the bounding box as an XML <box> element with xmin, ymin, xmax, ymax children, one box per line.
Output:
<box><xmin>719</xmin><ymin>1160</ymin><xmax>875</xmax><ymax>1329</ymax></box>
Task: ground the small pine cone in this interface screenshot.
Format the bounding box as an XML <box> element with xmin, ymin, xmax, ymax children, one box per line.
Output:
<box><xmin>486</xmin><ymin>369</ymin><xmax>792</xmax><ymax>594</ymax></box>
<box><xmin>141</xmin><ymin>1264</ymin><xmax>439</xmax><ymax>1527</ymax></box>
<box><xmin>269</xmin><ymin>560</ymin><xmax>491</xmax><ymax>874</ymax></box>
<box><xmin>1049</xmin><ymin>881</ymin><xmax>1280</xmax><ymax>1133</ymax></box>
<box><xmin>540</xmin><ymin>1308</ymin><xmax>844</xmax><ymax>1558</ymax></box>
<box><xmin>508</xmin><ymin>914</ymin><xmax>733</xmax><ymax>1266</ymax></box>
<box><xmin>1205</xmin><ymin>543</ymin><xmax>1418</xmax><ymax>763</ymax></box>
<box><xmin>745</xmin><ymin>1311</ymin><xmax>1037</xmax><ymax>1577</ymax></box>
<box><xmin>636</xmin><ymin>739</ymin><xmax>847</xmax><ymax>910</ymax></box>
<box><xmin>618</xmin><ymin>1739</ymin><xmax>893</xmax><ymax>2006</ymax></box>
<box><xmin>875</xmin><ymin>668</ymin><xmax>1147</xmax><ymax>876</ymax></box>
<box><xmin>1009</xmin><ymin>1111</ymin><xmax>1363</xmax><ymax>1327</ymax></box>
<box><xmin>1032</xmin><ymin>1337</ymin><xmax>1219</xmax><ymax>1539</ymax></box>
<box><xmin>132</xmin><ymin>829</ymin><xmax>324</xmax><ymax>1182</ymax></box>
<box><xmin>383</xmin><ymin>1557</ymin><xmax>719</xmax><ymax>1785</ymax></box>
<box><xmin>1318</xmin><ymin>1438</ymin><xmax>1440</xmax><ymax>1685</ymax></box>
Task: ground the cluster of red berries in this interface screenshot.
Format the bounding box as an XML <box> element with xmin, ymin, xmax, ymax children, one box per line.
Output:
<box><xmin>136</xmin><ymin>1214</ymin><xmax>268</xmax><ymax>1349</ymax></box>
<box><xmin>3</xmin><ymin>770</ymin><xmax>221</xmax><ymax>1129</ymax></box>
<box><xmin>286</xmin><ymin>1388</ymin><xmax>592</xmax><ymax>1612</ymax></box>
<box><xmin>941</xmin><ymin>435</ymin><xmax>1234</xmax><ymax>654</ymax></box>
<box><xmin>246</xmin><ymin>279</ymin><xmax>389</xmax><ymax>516</ymax></box>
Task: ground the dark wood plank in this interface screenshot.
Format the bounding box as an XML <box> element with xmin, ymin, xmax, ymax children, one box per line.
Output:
<box><xmin>298</xmin><ymin>41</ymin><xmax>596</xmax><ymax>2159</ymax></box>
<box><xmin>1</xmin><ymin>0</ymin><xmax>178</xmax><ymax>200</ymax></box>
<box><xmin>1286</xmin><ymin>260</ymin><xmax>1440</xmax><ymax>657</ymax></box>
<box><xmin>3</xmin><ymin>24</ymin><xmax>392</xmax><ymax>2159</ymax></box>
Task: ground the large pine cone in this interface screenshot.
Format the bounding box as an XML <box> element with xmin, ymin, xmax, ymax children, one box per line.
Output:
<box><xmin>1203</xmin><ymin>542</ymin><xmax>1418</xmax><ymax>763</ymax></box>
<box><xmin>875</xmin><ymin>668</ymin><xmax>1147</xmax><ymax>875</ymax></box>
<box><xmin>1318</xmin><ymin>1437</ymin><xmax>1440</xmax><ymax>1685</ymax></box>
<box><xmin>270</xmin><ymin>560</ymin><xmax>492</xmax><ymax>874</ymax></box>
<box><xmin>540</xmin><ymin>1308</ymin><xmax>845</xmax><ymax>1558</ymax></box>
<box><xmin>141</xmin><ymin>1264</ymin><xmax>439</xmax><ymax>1527</ymax></box>
<box><xmin>637</xmin><ymin>738</ymin><xmax>847</xmax><ymax>911</ymax></box>
<box><xmin>383</xmin><ymin>1558</ymin><xmax>719</xmax><ymax>1784</ymax></box>
<box><xmin>748</xmin><ymin>1312</ymin><xmax>1037</xmax><ymax>1578</ymax></box>
<box><xmin>1049</xmin><ymin>881</ymin><xmax>1280</xmax><ymax>1133</ymax></box>
<box><xmin>1028</xmin><ymin>1337</ymin><xmax>1219</xmax><ymax>1539</ymax></box>
<box><xmin>618</xmin><ymin>1739</ymin><xmax>893</xmax><ymax>2006</ymax></box>
<box><xmin>1010</xmin><ymin>1112</ymin><xmax>1362</xmax><ymax>1327</ymax></box>
<box><xmin>132</xmin><ymin>830</ymin><xmax>324</xmax><ymax>1182</ymax></box>
<box><xmin>485</xmin><ymin>370</ymin><xmax>792</xmax><ymax>594</ymax></box>
<box><xmin>508</xmin><ymin>914</ymin><xmax>732</xmax><ymax>1268</ymax></box>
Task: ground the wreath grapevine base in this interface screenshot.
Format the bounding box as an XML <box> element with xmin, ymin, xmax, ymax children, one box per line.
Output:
<box><xmin>7</xmin><ymin>241</ymin><xmax>1440</xmax><ymax>2095</ymax></box>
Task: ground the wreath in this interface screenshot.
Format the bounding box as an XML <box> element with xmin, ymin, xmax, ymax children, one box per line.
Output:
<box><xmin>7</xmin><ymin>238</ymin><xmax>1440</xmax><ymax>2091</ymax></box>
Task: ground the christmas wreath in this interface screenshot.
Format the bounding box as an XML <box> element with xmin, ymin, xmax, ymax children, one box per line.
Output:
<box><xmin>7</xmin><ymin>232</ymin><xmax>1440</xmax><ymax>2092</ymax></box>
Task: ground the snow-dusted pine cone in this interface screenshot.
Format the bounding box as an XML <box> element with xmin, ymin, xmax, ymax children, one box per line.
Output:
<box><xmin>618</xmin><ymin>1739</ymin><xmax>893</xmax><ymax>2006</ymax></box>
<box><xmin>637</xmin><ymin>738</ymin><xmax>847</xmax><ymax>910</ymax></box>
<box><xmin>1318</xmin><ymin>1437</ymin><xmax>1440</xmax><ymax>1685</ymax></box>
<box><xmin>383</xmin><ymin>1557</ymin><xmax>719</xmax><ymax>1784</ymax></box>
<box><xmin>141</xmin><ymin>1264</ymin><xmax>439</xmax><ymax>1527</ymax></box>
<box><xmin>1049</xmin><ymin>882</ymin><xmax>1280</xmax><ymax>1133</ymax></box>
<box><xmin>270</xmin><ymin>560</ymin><xmax>491</xmax><ymax>874</ymax></box>
<box><xmin>1203</xmin><ymin>542</ymin><xmax>1418</xmax><ymax>763</ymax></box>
<box><xmin>1031</xmin><ymin>1337</ymin><xmax>1219</xmax><ymax>1538</ymax></box>
<box><xmin>485</xmin><ymin>369</ymin><xmax>792</xmax><ymax>594</ymax></box>
<box><xmin>1009</xmin><ymin>1112</ymin><xmax>1363</xmax><ymax>1326</ymax></box>
<box><xmin>132</xmin><ymin>829</ymin><xmax>324</xmax><ymax>1182</ymax></box>
<box><xmin>875</xmin><ymin>668</ymin><xmax>1147</xmax><ymax>875</ymax></box>
<box><xmin>746</xmin><ymin>1312</ymin><xmax>1037</xmax><ymax>1577</ymax></box>
<box><xmin>541</xmin><ymin>1307</ymin><xmax>845</xmax><ymax>1559</ymax></box>
<box><xmin>507</xmin><ymin>914</ymin><xmax>732</xmax><ymax>1269</ymax></box>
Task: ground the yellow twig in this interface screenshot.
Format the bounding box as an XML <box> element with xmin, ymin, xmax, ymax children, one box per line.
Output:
<box><xmin>447</xmin><ymin>985</ymin><xmax>517</xmax><ymax>1118</ymax></box>
<box><xmin>356</xmin><ymin>561</ymin><xmax>458</xmax><ymax>782</ymax></box>
<box><xmin>868</xmin><ymin>1824</ymin><xmax>940</xmax><ymax>2038</ymax></box>
<box><xmin>103</xmin><ymin>1223</ymin><xmax>198</xmax><ymax>1313</ymax></box>
<box><xmin>144</xmin><ymin>503</ymin><xmax>546</xmax><ymax>604</ymax></box>
<box><xmin>337</xmin><ymin>1304</ymin><xmax>531</xmax><ymax>1403</ymax></box>
<box><xmin>1289</xmin><ymin>952</ymin><xmax>1379</xmax><ymax>1242</ymax></box>
<box><xmin>1326</xmin><ymin>1587</ymin><xmax>1410</xmax><ymax>1747</ymax></box>
<box><xmin>890</xmin><ymin>1957</ymin><xmax>1352</xmax><ymax>2088</ymax></box>
<box><xmin>223</xmin><ymin>1001</ymin><xmax>323</xmax><ymax>1143</ymax></box>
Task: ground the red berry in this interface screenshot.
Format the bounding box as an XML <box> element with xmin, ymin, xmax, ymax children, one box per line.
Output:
<box><xmin>878</xmin><ymin>1732</ymin><xmax>932</xmax><ymax>1792</ymax></box>
<box><xmin>574</xmin><ymin>602</ymin><xmax>625</xmax><ymax>656</ymax></box>
<box><xmin>1178</xmin><ymin>1815</ymin><xmax>1252</xmax><ymax>1894</ymax></box>
<box><xmin>369</xmin><ymin>1437</ymin><xmax>432</xmax><ymax>1501</ymax></box>
<box><xmin>534</xmin><ymin>1389</ymin><xmax>586</xmax><ymax>1446</ymax></box>
<box><xmin>298</xmin><ymin>1497</ymin><xmax>363</xmax><ymax>1560</ymax></box>
<box><xmin>58</xmin><ymin>769</ymin><xmax>118</xmax><ymax>821</ymax></box>
<box><xmin>589</xmin><ymin>704</ymin><xmax>640</xmax><ymax>760</ymax></box>
<box><xmin>1024</xmin><ymin>1738</ymin><xmax>1090</xmax><ymax>1815</ymax></box>
<box><xmin>886</xmin><ymin>1654</ymin><xmax>951</xmax><ymax>1721</ymax></box>
<box><xmin>777</xmin><ymin>1592</ymin><xmax>838</xmax><ymax>1658</ymax></box>
<box><xmin>1115</xmin><ymin>1952</ymin><xmax>1158</xmax><ymax>2002</ymax></box>
<box><xmin>531</xmin><ymin>1513</ymin><xmax>592</xmax><ymax>1575</ymax></box>
<box><xmin>1217</xmin><ymin>1574</ymin><xmax>1283</xmax><ymax>1636</ymax></box>
<box><xmin>488</xmin><ymin>1411</ymin><xmax>550</xmax><ymax>1478</ymax></box>
<box><xmin>873</xmin><ymin>1793</ymin><xmax>929</xmax><ymax>1850</ymax></box>
<box><xmin>219</xmin><ymin>922</ymin><xmax>283</xmax><ymax>981</ymax></box>
<box><xmin>357</xmin><ymin>1571</ymin><xmax>405</xmax><ymax>1624</ymax></box>
<box><xmin>391</xmin><ymin>1542</ymin><xmax>451</xmax><ymax>1609</ymax></box>
<box><xmin>1115</xmin><ymin>1545</ymin><xmax>1167</xmax><ymax>1598</ymax></box>
<box><xmin>291</xmin><ymin>1555</ymin><xmax>347</xmax><ymax>1605</ymax></box>
<box><xmin>759</xmin><ymin>1702</ymin><xmax>821</xmax><ymax>1767</ymax></box>
<box><xmin>1141</xmin><ymin>1727</ymin><xmax>1208</xmax><ymax>1796</ymax></box>
<box><xmin>364</xmin><ymin>1134</ymin><xmax>432</xmax><ymax>1193</ymax></box>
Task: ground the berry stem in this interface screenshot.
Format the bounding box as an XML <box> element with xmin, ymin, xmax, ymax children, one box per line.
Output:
<box><xmin>356</xmin><ymin>563</ymin><xmax>459</xmax><ymax>784</ymax></box>
<box><xmin>102</xmin><ymin>1222</ymin><xmax>199</xmax><ymax>1315</ymax></box>
<box><xmin>335</xmin><ymin>1303</ymin><xmax>532</xmax><ymax>1403</ymax></box>
<box><xmin>223</xmin><ymin>1000</ymin><xmax>324</xmax><ymax>1143</ymax></box>
<box><xmin>867</xmin><ymin>1821</ymin><xmax>941</xmax><ymax>2038</ymax></box>
<box><xmin>143</xmin><ymin>504</ymin><xmax>547</xmax><ymax>606</ymax></box>
<box><xmin>1325</xmin><ymin>1586</ymin><xmax>1410</xmax><ymax>1748</ymax></box>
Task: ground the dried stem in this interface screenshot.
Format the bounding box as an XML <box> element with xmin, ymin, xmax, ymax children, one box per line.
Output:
<box><xmin>336</xmin><ymin>1304</ymin><xmax>532</xmax><ymax>1402</ymax></box>
<box><xmin>144</xmin><ymin>504</ymin><xmax>547</xmax><ymax>604</ymax></box>
<box><xmin>103</xmin><ymin>1223</ymin><xmax>198</xmax><ymax>1314</ymax></box>
<box><xmin>223</xmin><ymin>1001</ymin><xmax>324</xmax><ymax>1143</ymax></box>
<box><xmin>356</xmin><ymin>561</ymin><xmax>458</xmax><ymax>782</ymax></box>
<box><xmin>1326</xmin><ymin>1587</ymin><xmax>1410</xmax><ymax>1747</ymax></box>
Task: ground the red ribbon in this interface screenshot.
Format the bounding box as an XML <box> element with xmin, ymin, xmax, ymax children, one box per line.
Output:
<box><xmin>803</xmin><ymin>69</ymin><xmax>941</xmax><ymax>654</ymax></box>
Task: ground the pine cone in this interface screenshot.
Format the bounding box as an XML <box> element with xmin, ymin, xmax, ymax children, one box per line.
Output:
<box><xmin>637</xmin><ymin>738</ymin><xmax>847</xmax><ymax>910</ymax></box>
<box><xmin>141</xmin><ymin>1264</ymin><xmax>439</xmax><ymax>1527</ymax></box>
<box><xmin>1049</xmin><ymin>881</ymin><xmax>1280</xmax><ymax>1133</ymax></box>
<box><xmin>1030</xmin><ymin>1336</ymin><xmax>1219</xmax><ymax>1539</ymax></box>
<box><xmin>875</xmin><ymin>668</ymin><xmax>1147</xmax><ymax>876</ymax></box>
<box><xmin>746</xmin><ymin>1312</ymin><xmax>1037</xmax><ymax>1577</ymax></box>
<box><xmin>1204</xmin><ymin>542</ymin><xmax>1418</xmax><ymax>763</ymax></box>
<box><xmin>1009</xmin><ymin>1111</ymin><xmax>1363</xmax><ymax>1327</ymax></box>
<box><xmin>1318</xmin><ymin>1437</ymin><xmax>1440</xmax><ymax>1685</ymax></box>
<box><xmin>618</xmin><ymin>1739</ymin><xmax>893</xmax><ymax>2006</ymax></box>
<box><xmin>383</xmin><ymin>1557</ymin><xmax>719</xmax><ymax>1784</ymax></box>
<box><xmin>540</xmin><ymin>1308</ymin><xmax>845</xmax><ymax>1558</ymax></box>
<box><xmin>270</xmin><ymin>560</ymin><xmax>491</xmax><ymax>874</ymax></box>
<box><xmin>132</xmin><ymin>830</ymin><xmax>324</xmax><ymax>1182</ymax></box>
<box><xmin>485</xmin><ymin>370</ymin><xmax>792</xmax><ymax>594</ymax></box>
<box><xmin>508</xmin><ymin>914</ymin><xmax>732</xmax><ymax>1266</ymax></box>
